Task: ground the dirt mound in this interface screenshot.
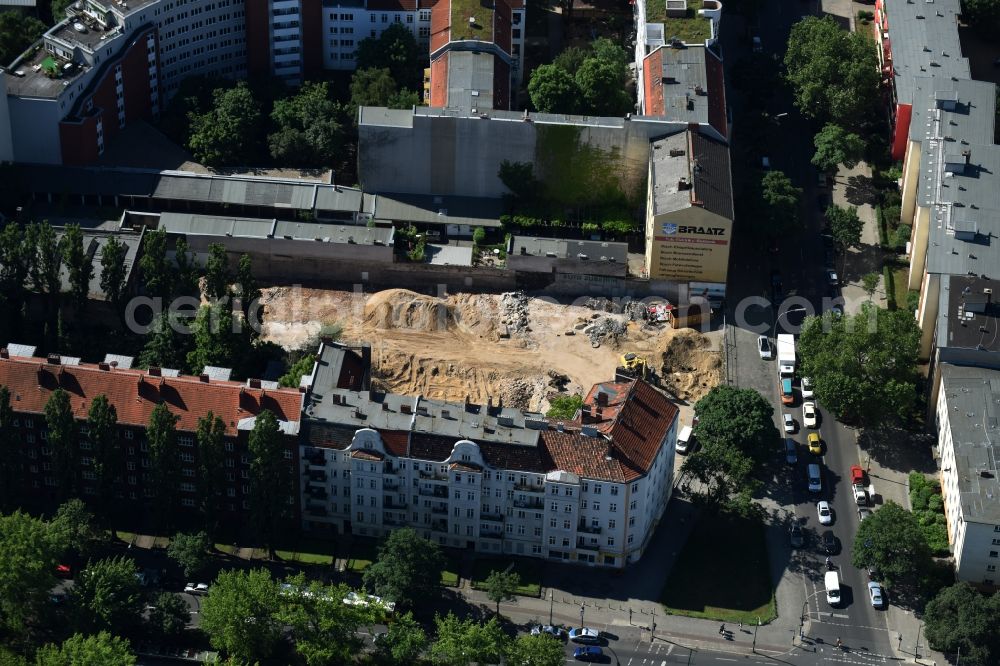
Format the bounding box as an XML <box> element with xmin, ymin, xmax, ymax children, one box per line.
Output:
<box><xmin>363</xmin><ymin>289</ymin><xmax>453</xmax><ymax>331</ymax></box>
<box><xmin>656</xmin><ymin>328</ymin><xmax>722</xmax><ymax>403</ymax></box>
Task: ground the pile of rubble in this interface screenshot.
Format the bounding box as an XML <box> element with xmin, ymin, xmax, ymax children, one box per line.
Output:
<box><xmin>498</xmin><ymin>291</ymin><xmax>530</xmax><ymax>337</ymax></box>
<box><xmin>622</xmin><ymin>300</ymin><xmax>647</xmax><ymax>321</ymax></box>
<box><xmin>584</xmin><ymin>316</ymin><xmax>628</xmax><ymax>348</ymax></box>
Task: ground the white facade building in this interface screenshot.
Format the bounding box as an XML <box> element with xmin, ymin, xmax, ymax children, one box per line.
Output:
<box><xmin>299</xmin><ymin>343</ymin><xmax>678</xmax><ymax>568</ymax></box>
<box><xmin>935</xmin><ymin>364</ymin><xmax>1000</xmax><ymax>587</ymax></box>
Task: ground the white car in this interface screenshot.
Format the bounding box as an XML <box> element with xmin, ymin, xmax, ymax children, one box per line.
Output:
<box><xmin>817</xmin><ymin>501</ymin><xmax>833</xmax><ymax>525</ymax></box>
<box><xmin>184</xmin><ymin>583</ymin><xmax>209</xmax><ymax>596</ymax></box>
<box><xmin>868</xmin><ymin>582</ymin><xmax>886</xmax><ymax>608</ymax></box>
<box><xmin>801</xmin><ymin>377</ymin><xmax>814</xmax><ymax>399</ymax></box>
<box><xmin>757</xmin><ymin>335</ymin><xmax>772</xmax><ymax>359</ymax></box>
<box><xmin>827</xmin><ymin>269</ymin><xmax>838</xmax><ymax>286</ymax></box>
<box><xmin>568</xmin><ymin>627</ymin><xmax>601</xmax><ymax>644</ymax></box>
<box><xmin>783</xmin><ymin>413</ymin><xmax>796</xmax><ymax>433</ymax></box>
<box><xmin>802</xmin><ymin>402</ymin><xmax>818</xmax><ymax>428</ymax></box>
<box><xmin>531</xmin><ymin>625</ymin><xmax>566</xmax><ymax>640</ymax></box>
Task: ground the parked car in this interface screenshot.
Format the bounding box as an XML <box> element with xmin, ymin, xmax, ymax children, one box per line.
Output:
<box><xmin>783</xmin><ymin>413</ymin><xmax>796</xmax><ymax>433</ymax></box>
<box><xmin>781</xmin><ymin>377</ymin><xmax>795</xmax><ymax>405</ymax></box>
<box><xmin>757</xmin><ymin>335</ymin><xmax>773</xmax><ymax>360</ymax></box>
<box><xmin>858</xmin><ymin>507</ymin><xmax>873</xmax><ymax>521</ymax></box>
<box><xmin>569</xmin><ymin>628</ymin><xmax>602</xmax><ymax>645</ymax></box>
<box><xmin>789</xmin><ymin>522</ymin><xmax>804</xmax><ymax>548</ymax></box>
<box><xmin>868</xmin><ymin>582</ymin><xmax>886</xmax><ymax>609</ymax></box>
<box><xmin>808</xmin><ymin>433</ymin><xmax>822</xmax><ymax>455</ymax></box>
<box><xmin>826</xmin><ymin>269</ymin><xmax>838</xmax><ymax>286</ymax></box>
<box><xmin>184</xmin><ymin>583</ymin><xmax>210</xmax><ymax>596</ymax></box>
<box><xmin>752</xmin><ymin>35</ymin><xmax>762</xmax><ymax>52</ymax></box>
<box><xmin>785</xmin><ymin>438</ymin><xmax>798</xmax><ymax>465</ymax></box>
<box><xmin>801</xmin><ymin>377</ymin><xmax>814</xmax><ymax>399</ymax></box>
<box><xmin>531</xmin><ymin>625</ymin><xmax>566</xmax><ymax>640</ymax></box>
<box><xmin>802</xmin><ymin>402</ymin><xmax>818</xmax><ymax>428</ymax></box>
<box><xmin>816</xmin><ymin>501</ymin><xmax>833</xmax><ymax>525</ymax></box>
<box><xmin>55</xmin><ymin>564</ymin><xmax>72</xmax><ymax>579</ymax></box>
<box><xmin>820</xmin><ymin>531</ymin><xmax>838</xmax><ymax>555</ymax></box>
<box><xmin>574</xmin><ymin>646</ymin><xmax>604</xmax><ymax>662</ymax></box>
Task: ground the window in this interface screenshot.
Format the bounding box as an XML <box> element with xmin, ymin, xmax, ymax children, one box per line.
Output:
<box><xmin>610</xmin><ymin>485</ymin><xmax>619</xmax><ymax>496</ymax></box>
<box><xmin>991</xmin><ymin>551</ymin><xmax>999</xmax><ymax>558</ymax></box>
<box><xmin>562</xmin><ymin>537</ymin><xmax>569</xmax><ymax>547</ymax></box>
<box><xmin>628</xmin><ymin>534</ymin><xmax>634</xmax><ymax>544</ymax></box>
<box><xmin>563</xmin><ymin>520</ymin><xmax>570</xmax><ymax>529</ymax></box>
<box><xmin>565</xmin><ymin>488</ymin><xmax>574</xmax><ymax>497</ymax></box>
<box><xmin>988</xmin><ymin>564</ymin><xmax>997</xmax><ymax>572</ymax></box>
<box><xmin>608</xmin><ymin>519</ymin><xmax>616</xmax><ymax>529</ymax></box>
<box><xmin>467</xmin><ymin>508</ymin><xmax>474</xmax><ymax>518</ymax></box>
<box><xmin>594</xmin><ymin>484</ymin><xmax>602</xmax><ymax>495</ymax></box>
<box><xmin>609</xmin><ymin>503</ymin><xmax>617</xmax><ymax>512</ymax></box>
<box><xmin>994</xmin><ymin>539</ymin><xmax>1000</xmax><ymax>546</ymax></box>
<box><xmin>549</xmin><ymin>518</ymin><xmax>556</xmax><ymax>528</ymax></box>
<box><xmin>629</xmin><ymin>516</ymin><xmax>635</xmax><ymax>526</ymax></box>
<box><xmin>592</xmin><ymin>502</ymin><xmax>600</xmax><ymax>511</ymax></box>
<box><xmin>607</xmin><ymin>537</ymin><xmax>615</xmax><ymax>546</ymax></box>
<box><xmin>179</xmin><ymin>435</ymin><xmax>194</xmax><ymax>447</ymax></box>
<box><xmin>630</xmin><ymin>500</ymin><xmax>637</xmax><ymax>510</ymax></box>
<box><xmin>548</xmin><ymin>536</ymin><xmax>555</xmax><ymax>545</ymax></box>
<box><xmin>224</xmin><ymin>442</ymin><xmax>234</xmax><ymax>452</ymax></box>
<box><xmin>581</xmin><ymin>500</ymin><xmax>588</xmax><ymax>509</ymax></box>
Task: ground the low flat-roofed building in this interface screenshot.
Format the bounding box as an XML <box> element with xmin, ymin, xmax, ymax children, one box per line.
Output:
<box><xmin>507</xmin><ymin>236</ymin><xmax>628</xmax><ymax>277</ymax></box>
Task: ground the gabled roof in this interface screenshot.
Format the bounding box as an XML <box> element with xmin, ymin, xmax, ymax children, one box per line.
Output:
<box><xmin>0</xmin><ymin>352</ymin><xmax>303</xmax><ymax>436</ymax></box>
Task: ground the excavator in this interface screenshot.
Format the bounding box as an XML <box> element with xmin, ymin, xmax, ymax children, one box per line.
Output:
<box><xmin>617</xmin><ymin>353</ymin><xmax>657</xmax><ymax>384</ymax></box>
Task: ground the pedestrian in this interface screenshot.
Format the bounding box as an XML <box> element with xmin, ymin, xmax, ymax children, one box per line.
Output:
<box><xmin>719</xmin><ymin>624</ymin><xmax>725</xmax><ymax>635</ymax></box>
<box><xmin>739</xmin><ymin>621</ymin><xmax>743</xmax><ymax>629</ymax></box>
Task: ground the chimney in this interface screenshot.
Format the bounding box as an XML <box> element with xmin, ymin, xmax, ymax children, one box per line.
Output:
<box><xmin>595</xmin><ymin>405</ymin><xmax>603</xmax><ymax>419</ymax></box>
<box><xmin>47</xmin><ymin>354</ymin><xmax>61</xmax><ymax>365</ymax></box>
<box><xmin>0</xmin><ymin>348</ymin><xmax>8</xmax><ymax>359</ymax></box>
<box><xmin>98</xmin><ymin>362</ymin><xmax>110</xmax><ymax>371</ymax></box>
<box><xmin>596</xmin><ymin>392</ymin><xmax>608</xmax><ymax>406</ymax></box>
<box><xmin>963</xmin><ymin>149</ymin><xmax>971</xmax><ymax>166</ymax></box>
<box><xmin>401</xmin><ymin>404</ymin><xmax>412</xmax><ymax>414</ymax></box>
<box><xmin>382</xmin><ymin>402</ymin><xmax>390</xmax><ymax>411</ymax></box>
<box><xmin>148</xmin><ymin>366</ymin><xmax>161</xmax><ymax>377</ymax></box>
<box><xmin>249</xmin><ymin>378</ymin><xmax>262</xmax><ymax>389</ymax></box>
<box><xmin>199</xmin><ymin>373</ymin><xmax>210</xmax><ymax>383</ymax></box>
<box><xmin>678</xmin><ymin>177</ymin><xmax>690</xmax><ymax>190</ymax></box>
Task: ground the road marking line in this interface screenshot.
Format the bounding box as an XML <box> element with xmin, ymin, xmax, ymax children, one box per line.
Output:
<box><xmin>716</xmin><ymin>659</ymin><xmax>738</xmax><ymax>663</ymax></box>
<box><xmin>831</xmin><ymin>613</ymin><xmax>850</xmax><ymax>618</ymax></box>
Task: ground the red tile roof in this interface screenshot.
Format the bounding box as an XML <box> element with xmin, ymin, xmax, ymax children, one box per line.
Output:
<box><xmin>704</xmin><ymin>48</ymin><xmax>728</xmax><ymax>139</ymax></box>
<box><xmin>430</xmin><ymin>54</ymin><xmax>449</xmax><ymax>107</ymax></box>
<box><xmin>352</xmin><ymin>449</ymin><xmax>385</xmax><ymax>461</ymax></box>
<box><xmin>430</xmin><ymin>0</ymin><xmax>451</xmax><ymax>52</ymax></box>
<box><xmin>643</xmin><ymin>49</ymin><xmax>665</xmax><ymax>116</ymax></box>
<box><xmin>0</xmin><ymin>354</ymin><xmax>302</xmax><ymax>437</ymax></box>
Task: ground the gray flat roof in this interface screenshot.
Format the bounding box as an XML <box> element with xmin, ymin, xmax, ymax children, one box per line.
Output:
<box><xmin>654</xmin><ymin>45</ymin><xmax>709</xmax><ymax>125</ymax></box>
<box><xmin>444</xmin><ymin>50</ymin><xmax>497</xmax><ymax>114</ymax></box>
<box><xmin>512</xmin><ymin>236</ymin><xmax>628</xmax><ymax>262</ymax></box>
<box><xmin>938</xmin><ymin>275</ymin><xmax>1000</xmax><ymax>352</ymax></box>
<box><xmin>4</xmin><ymin>43</ymin><xmax>92</xmax><ymax>98</ymax></box>
<box><xmin>939</xmin><ymin>364</ymin><xmax>1000</xmax><ymax>523</ymax></box>
<box><xmin>152</xmin><ymin>174</ymin><xmax>318</xmax><ymax>209</ymax></box>
<box><xmin>908</xmin><ymin>78</ymin><xmax>997</xmax><ymax>145</ymax></box>
<box><xmin>884</xmin><ymin>0</ymin><xmax>968</xmax><ymax>105</ymax></box>
<box><xmin>274</xmin><ymin>220</ymin><xmax>394</xmax><ymax>245</ymax></box>
<box><xmin>371</xmin><ymin>192</ymin><xmax>504</xmax><ymax>228</ymax></box>
<box><xmin>53</xmin><ymin>226</ymin><xmax>142</xmax><ymax>300</ymax></box>
<box><xmin>650</xmin><ymin>132</ymin><xmax>692</xmax><ymax>216</ymax></box>
<box><xmin>158</xmin><ymin>212</ymin><xmax>394</xmax><ymax>246</ymax></box>
<box><xmin>360</xmin><ymin>105</ymin><xmax>637</xmax><ymax>129</ymax></box>
<box><xmin>424</xmin><ymin>244</ymin><xmax>473</xmax><ymax>265</ymax></box>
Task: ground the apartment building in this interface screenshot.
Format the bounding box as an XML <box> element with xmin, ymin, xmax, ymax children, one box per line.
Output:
<box><xmin>934</xmin><ymin>364</ymin><xmax>1000</xmax><ymax>587</ymax></box>
<box><xmin>0</xmin><ymin>345</ymin><xmax>303</xmax><ymax>515</ymax></box>
<box><xmin>2</xmin><ymin>0</ymin><xmax>247</xmax><ymax>164</ymax></box>
<box><xmin>298</xmin><ymin>342</ymin><xmax>679</xmax><ymax>568</ymax></box>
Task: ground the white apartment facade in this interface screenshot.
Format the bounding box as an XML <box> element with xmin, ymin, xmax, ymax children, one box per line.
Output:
<box><xmin>299</xmin><ymin>352</ymin><xmax>678</xmax><ymax>568</ymax></box>
<box><xmin>934</xmin><ymin>364</ymin><xmax>1000</xmax><ymax>587</ymax></box>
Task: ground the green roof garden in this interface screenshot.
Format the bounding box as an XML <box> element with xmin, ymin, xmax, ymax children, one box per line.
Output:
<box><xmin>451</xmin><ymin>0</ymin><xmax>495</xmax><ymax>42</ymax></box>
<box><xmin>646</xmin><ymin>6</ymin><xmax>713</xmax><ymax>44</ymax></box>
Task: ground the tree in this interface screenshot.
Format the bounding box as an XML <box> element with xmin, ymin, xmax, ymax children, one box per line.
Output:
<box><xmin>682</xmin><ymin>385</ymin><xmax>779</xmax><ymax>515</ymax></box>
<box><xmin>45</xmin><ymin>388</ymin><xmax>78</xmax><ymax>501</ymax></box>
<box><xmin>553</xmin><ymin>46</ymin><xmax>588</xmax><ymax>75</ymax></box>
<box><xmin>167</xmin><ymin>531</ymin><xmax>211</xmax><ymax>578</ymax></box>
<box><xmin>147</xmin><ymin>404</ymin><xmax>180</xmax><ymax>529</ymax></box>
<box><xmin>388</xmin><ymin>88</ymin><xmax>421</xmax><ymax>109</ymax></box>
<box><xmin>350</xmin><ymin>67</ymin><xmax>400</xmax><ymax>108</ymax></box>
<box><xmin>961</xmin><ymin>0</ymin><xmax>1000</xmax><ymax>34</ymax></box>
<box><xmin>186</xmin><ymin>303</ymin><xmax>246</xmax><ymax>375</ymax></box>
<box><xmin>139</xmin><ymin>312</ymin><xmax>194</xmax><ymax>371</ymax></box>
<box><xmin>195</xmin><ymin>412</ymin><xmax>227</xmax><ymax>535</ymax></box>
<box><xmin>0</xmin><ymin>223</ymin><xmax>28</xmax><ymax>343</ymax></box>
<box><xmin>200</xmin><ymin>568</ymin><xmax>282</xmax><ymax>663</ymax></box>
<box><xmin>760</xmin><ymin>170</ymin><xmax>802</xmax><ymax>237</ymax></box>
<box><xmin>0</xmin><ymin>386</ymin><xmax>15</xmax><ymax>508</ymax></box>
<box><xmin>278</xmin><ymin>574</ymin><xmax>371</xmax><ymax>666</ymax></box>
<box><xmin>498</xmin><ymin>160</ymin><xmax>542</xmax><ymax>201</ymax></box>
<box><xmin>49</xmin><ymin>0</ymin><xmax>77</xmax><ymax>20</ymax></box>
<box><xmin>861</xmin><ymin>272</ymin><xmax>880</xmax><ymax>301</ymax></box>
<box><xmin>235</xmin><ymin>253</ymin><xmax>261</xmax><ymax>338</ymax></box>
<box><xmin>148</xmin><ymin>592</ymin><xmax>191</xmax><ymax>640</ymax></box>
<box><xmin>545</xmin><ymin>394</ymin><xmax>582</xmax><ymax>419</ymax></box>
<box><xmin>0</xmin><ymin>511</ymin><xmax>63</xmax><ymax>637</ymax></box>
<box><xmin>363</xmin><ymin>527</ymin><xmax>445</xmax><ymax>607</ymax></box>
<box><xmin>506</xmin><ymin>633</ymin><xmax>566</xmax><ymax>666</ymax></box>
<box><xmin>248</xmin><ymin>410</ymin><xmax>293</xmax><ymax>556</ymax></box>
<box><xmin>375</xmin><ymin>610</ymin><xmax>427</xmax><ymax>664</ymax></box>
<box><xmin>138</xmin><ymin>228</ymin><xmax>173</xmax><ymax>303</ymax></box>
<box><xmin>851</xmin><ymin>501</ymin><xmax>931</xmax><ymax>588</ymax></box>
<box><xmin>87</xmin><ymin>395</ymin><xmax>120</xmax><ymax>519</ymax></box>
<box><xmin>171</xmin><ymin>236</ymin><xmax>200</xmax><ymax>300</ymax></box>
<box><xmin>279</xmin><ymin>354</ymin><xmax>315</xmax><ymax>388</ymax></box>
<box><xmin>575</xmin><ymin>57</ymin><xmax>631</xmax><ymax>116</ymax></box>
<box><xmin>528</xmin><ymin>64</ymin><xmax>580</xmax><ymax>113</ymax></box>
<box><xmin>811</xmin><ymin>123</ymin><xmax>867</xmax><ymax>173</ymax></box>
<box><xmin>62</xmin><ymin>223</ymin><xmax>93</xmax><ymax>312</ymax></box>
<box><xmin>0</xmin><ymin>11</ymin><xmax>46</xmax><ymax>68</ymax></box>
<box><xmin>187</xmin><ymin>82</ymin><xmax>262</xmax><ymax>166</ymax></box>
<box><xmin>355</xmin><ymin>22</ymin><xmax>422</xmax><ymax>92</ymax></box>
<box><xmin>203</xmin><ymin>243</ymin><xmax>231</xmax><ymax>302</ymax></box>
<box><xmin>99</xmin><ymin>235</ymin><xmax>128</xmax><ymax>319</ymax></box>
<box><xmin>35</xmin><ymin>632</ymin><xmax>136</xmax><ymax>666</ymax></box>
<box><xmin>70</xmin><ymin>556</ymin><xmax>143</xmax><ymax>634</ymax></box>
<box><xmin>924</xmin><ymin>583</ymin><xmax>1000</xmax><ymax>666</ymax></box>
<box><xmin>268</xmin><ymin>82</ymin><xmax>349</xmax><ymax>167</ymax></box>
<box><xmin>27</xmin><ymin>221</ymin><xmax>63</xmax><ymax>341</ymax></box>
<box><xmin>799</xmin><ymin>303</ymin><xmax>919</xmax><ymax>424</ymax></box>
<box><xmin>50</xmin><ymin>499</ymin><xmax>105</xmax><ymax>560</ymax></box>
<box><xmin>430</xmin><ymin>613</ymin><xmax>510</xmax><ymax>666</ymax></box>
<box><xmin>826</xmin><ymin>204</ymin><xmax>864</xmax><ymax>251</ymax></box>
<box><xmin>483</xmin><ymin>568</ymin><xmax>520</xmax><ymax>616</ymax></box>
<box><xmin>784</xmin><ymin>17</ymin><xmax>880</xmax><ymax>129</ymax></box>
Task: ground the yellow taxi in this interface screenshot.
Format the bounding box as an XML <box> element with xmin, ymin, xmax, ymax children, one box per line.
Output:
<box><xmin>808</xmin><ymin>433</ymin><xmax>823</xmax><ymax>455</ymax></box>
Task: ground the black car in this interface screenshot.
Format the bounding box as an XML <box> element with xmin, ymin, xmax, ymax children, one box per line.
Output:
<box><xmin>821</xmin><ymin>530</ymin><xmax>839</xmax><ymax>555</ymax></box>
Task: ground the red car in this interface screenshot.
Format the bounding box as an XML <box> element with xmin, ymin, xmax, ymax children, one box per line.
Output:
<box><xmin>55</xmin><ymin>564</ymin><xmax>72</xmax><ymax>579</ymax></box>
<box><xmin>850</xmin><ymin>465</ymin><xmax>865</xmax><ymax>485</ymax></box>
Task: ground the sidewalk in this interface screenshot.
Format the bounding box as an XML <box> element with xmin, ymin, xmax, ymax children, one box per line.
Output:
<box><xmin>830</xmin><ymin>161</ymin><xmax>888</xmax><ymax>314</ymax></box>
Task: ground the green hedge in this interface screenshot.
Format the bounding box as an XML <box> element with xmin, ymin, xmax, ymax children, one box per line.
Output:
<box><xmin>883</xmin><ymin>264</ymin><xmax>897</xmax><ymax>310</ymax></box>
<box><xmin>909</xmin><ymin>473</ymin><xmax>950</xmax><ymax>556</ymax></box>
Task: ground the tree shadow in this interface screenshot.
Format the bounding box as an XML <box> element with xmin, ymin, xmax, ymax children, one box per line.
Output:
<box><xmin>843</xmin><ymin>175</ymin><xmax>879</xmax><ymax>206</ymax></box>
<box><xmin>857</xmin><ymin>426</ymin><xmax>937</xmax><ymax>475</ymax></box>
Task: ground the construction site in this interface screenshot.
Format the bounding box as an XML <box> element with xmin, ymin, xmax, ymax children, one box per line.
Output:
<box><xmin>260</xmin><ymin>287</ymin><xmax>723</xmax><ymax>412</ymax></box>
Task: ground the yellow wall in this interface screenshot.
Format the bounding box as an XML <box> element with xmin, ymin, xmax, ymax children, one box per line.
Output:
<box><xmin>908</xmin><ymin>204</ymin><xmax>930</xmax><ymax>291</ymax></box>
<box><xmin>916</xmin><ymin>272</ymin><xmax>940</xmax><ymax>360</ymax></box>
<box><xmin>645</xmin><ymin>206</ymin><xmax>733</xmax><ymax>283</ymax></box>
<box><xmin>900</xmin><ymin>139</ymin><xmax>921</xmax><ymax>229</ymax></box>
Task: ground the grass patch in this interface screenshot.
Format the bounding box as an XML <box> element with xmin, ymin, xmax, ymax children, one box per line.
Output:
<box><xmin>647</xmin><ymin>6</ymin><xmax>713</xmax><ymax>44</ymax></box>
<box><xmin>115</xmin><ymin>531</ymin><xmax>137</xmax><ymax>545</ymax></box>
<box><xmin>276</xmin><ymin>550</ymin><xmax>334</xmax><ymax>565</ymax></box>
<box><xmin>892</xmin><ymin>267</ymin><xmax>909</xmax><ymax>311</ymax></box>
<box><xmin>470</xmin><ymin>557</ymin><xmax>542</xmax><ymax>597</ymax></box>
<box><xmin>441</xmin><ymin>569</ymin><xmax>460</xmax><ymax>587</ymax></box>
<box><xmin>450</xmin><ymin>0</ymin><xmax>494</xmax><ymax>41</ymax></box>
<box><xmin>214</xmin><ymin>543</ymin><xmax>238</xmax><ymax>556</ymax></box>
<box><xmin>661</xmin><ymin>511</ymin><xmax>776</xmax><ymax>624</ymax></box>
<box><xmin>876</xmin><ymin>205</ymin><xmax>889</xmax><ymax>247</ymax></box>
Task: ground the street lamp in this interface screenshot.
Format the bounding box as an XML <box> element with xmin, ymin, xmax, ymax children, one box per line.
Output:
<box><xmin>548</xmin><ymin>590</ymin><xmax>553</xmax><ymax>626</ymax></box>
<box><xmin>915</xmin><ymin>623</ymin><xmax>922</xmax><ymax>659</ymax></box>
<box><xmin>772</xmin><ymin>305</ymin><xmax>808</xmax><ymax>340</ymax></box>
<box><xmin>580</xmin><ymin>604</ymin><xmax>585</xmax><ymax>630</ymax></box>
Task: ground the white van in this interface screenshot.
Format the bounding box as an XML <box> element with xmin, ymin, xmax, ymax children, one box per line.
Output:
<box><xmin>677</xmin><ymin>426</ymin><xmax>694</xmax><ymax>454</ymax></box>
<box><xmin>824</xmin><ymin>571</ymin><xmax>841</xmax><ymax>606</ymax></box>
<box><xmin>807</xmin><ymin>464</ymin><xmax>823</xmax><ymax>493</ymax></box>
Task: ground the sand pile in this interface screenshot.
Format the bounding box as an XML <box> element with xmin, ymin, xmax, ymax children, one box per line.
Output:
<box><xmin>655</xmin><ymin>328</ymin><xmax>722</xmax><ymax>402</ymax></box>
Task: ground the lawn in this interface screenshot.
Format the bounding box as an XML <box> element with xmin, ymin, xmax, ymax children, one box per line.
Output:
<box><xmin>661</xmin><ymin>512</ymin><xmax>776</xmax><ymax>624</ymax></box>
<box><xmin>470</xmin><ymin>557</ymin><xmax>542</xmax><ymax>597</ymax></box>
<box><xmin>450</xmin><ymin>0</ymin><xmax>494</xmax><ymax>41</ymax></box>
<box><xmin>892</xmin><ymin>267</ymin><xmax>909</xmax><ymax>311</ymax></box>
<box><xmin>276</xmin><ymin>550</ymin><xmax>334</xmax><ymax>565</ymax></box>
<box><xmin>646</xmin><ymin>6</ymin><xmax>713</xmax><ymax>44</ymax></box>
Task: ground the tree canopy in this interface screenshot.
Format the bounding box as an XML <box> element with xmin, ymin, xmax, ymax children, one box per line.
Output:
<box><xmin>35</xmin><ymin>632</ymin><xmax>135</xmax><ymax>666</ymax></box>
<box><xmin>376</xmin><ymin>610</ymin><xmax>428</xmax><ymax>664</ymax></box>
<box><xmin>148</xmin><ymin>592</ymin><xmax>191</xmax><ymax>640</ymax></box>
<box><xmin>277</xmin><ymin>574</ymin><xmax>372</xmax><ymax>666</ymax></box>
<box><xmin>248</xmin><ymin>410</ymin><xmax>293</xmax><ymax>554</ymax></box>
<box><xmin>187</xmin><ymin>82</ymin><xmax>262</xmax><ymax>166</ymax></box>
<box><xmin>430</xmin><ymin>613</ymin><xmax>509</xmax><ymax>666</ymax></box>
<box><xmin>528</xmin><ymin>64</ymin><xmax>579</xmax><ymax>113</ymax></box>
<box><xmin>62</xmin><ymin>223</ymin><xmax>93</xmax><ymax>312</ymax></box>
<box><xmin>784</xmin><ymin>17</ymin><xmax>880</xmax><ymax>129</ymax></box>
<box><xmin>355</xmin><ymin>23</ymin><xmax>423</xmax><ymax>92</ymax></box>
<box><xmin>682</xmin><ymin>385</ymin><xmax>779</xmax><ymax>514</ymax></box>
<box><xmin>350</xmin><ymin>67</ymin><xmax>420</xmax><ymax>109</ymax></box>
<box><xmin>268</xmin><ymin>82</ymin><xmax>350</xmax><ymax>167</ymax></box>
<box><xmin>0</xmin><ymin>510</ymin><xmax>65</xmax><ymax>637</ymax></box>
<box><xmin>506</xmin><ymin>633</ymin><xmax>565</xmax><ymax>666</ymax></box>
<box><xmin>69</xmin><ymin>556</ymin><xmax>143</xmax><ymax>634</ymax></box>
<box><xmin>483</xmin><ymin>569</ymin><xmax>520</xmax><ymax>616</ymax></box>
<box><xmin>759</xmin><ymin>170</ymin><xmax>802</xmax><ymax>238</ymax></box>
<box><xmin>363</xmin><ymin>527</ymin><xmax>445</xmax><ymax>607</ymax></box>
<box><xmin>528</xmin><ymin>38</ymin><xmax>632</xmax><ymax>115</ymax></box>
<box><xmin>961</xmin><ymin>0</ymin><xmax>1000</xmax><ymax>34</ymax></box>
<box><xmin>924</xmin><ymin>583</ymin><xmax>1000</xmax><ymax>666</ymax></box>
<box><xmin>851</xmin><ymin>501</ymin><xmax>931</xmax><ymax>588</ymax></box>
<box><xmin>0</xmin><ymin>11</ymin><xmax>46</xmax><ymax>68</ymax></box>
<box><xmin>200</xmin><ymin>568</ymin><xmax>283</xmax><ymax>662</ymax></box>
<box><xmin>826</xmin><ymin>204</ymin><xmax>864</xmax><ymax>250</ymax></box>
<box><xmin>799</xmin><ymin>303</ymin><xmax>919</xmax><ymax>424</ymax></box>
<box><xmin>812</xmin><ymin>123</ymin><xmax>867</xmax><ymax>173</ymax></box>
<box><xmin>167</xmin><ymin>531</ymin><xmax>212</xmax><ymax>578</ymax></box>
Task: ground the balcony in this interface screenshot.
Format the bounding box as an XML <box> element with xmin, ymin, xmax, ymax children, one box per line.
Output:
<box><xmin>419</xmin><ymin>469</ymin><xmax>448</xmax><ymax>482</ymax></box>
<box><xmin>514</xmin><ymin>482</ymin><xmax>544</xmax><ymax>493</ymax></box>
<box><xmin>419</xmin><ymin>486</ymin><xmax>449</xmax><ymax>499</ymax></box>
<box><xmin>576</xmin><ymin>538</ymin><xmax>599</xmax><ymax>551</ymax></box>
<box><xmin>384</xmin><ymin>497</ymin><xmax>408</xmax><ymax>510</ymax></box>
<box><xmin>480</xmin><ymin>530</ymin><xmax>503</xmax><ymax>540</ymax></box>
<box><xmin>306</xmin><ymin>487</ymin><xmax>328</xmax><ymax>500</ymax></box>
<box><xmin>383</xmin><ymin>478</ymin><xmax>400</xmax><ymax>491</ymax></box>
<box><xmin>302</xmin><ymin>448</ymin><xmax>326</xmax><ymax>466</ymax></box>
<box><xmin>578</xmin><ymin>522</ymin><xmax>602</xmax><ymax>535</ymax></box>
<box><xmin>431</xmin><ymin>504</ymin><xmax>448</xmax><ymax>515</ymax></box>
<box><xmin>481</xmin><ymin>512</ymin><xmax>504</xmax><ymax>522</ymax></box>
<box><xmin>431</xmin><ymin>519</ymin><xmax>448</xmax><ymax>533</ymax></box>
<box><xmin>514</xmin><ymin>498</ymin><xmax>544</xmax><ymax>510</ymax></box>
<box><xmin>306</xmin><ymin>470</ymin><xmax>327</xmax><ymax>484</ymax></box>
<box><xmin>383</xmin><ymin>515</ymin><xmax>406</xmax><ymax>527</ymax></box>
<box><xmin>305</xmin><ymin>503</ymin><xmax>327</xmax><ymax>517</ymax></box>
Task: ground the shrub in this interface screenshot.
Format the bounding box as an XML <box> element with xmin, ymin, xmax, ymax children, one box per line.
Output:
<box><xmin>581</xmin><ymin>222</ymin><xmax>599</xmax><ymax>233</ymax></box>
<box><xmin>472</xmin><ymin>227</ymin><xmax>486</xmax><ymax>245</ymax></box>
<box><xmin>906</xmin><ymin>290</ymin><xmax>920</xmax><ymax>312</ymax></box>
<box><xmin>546</xmin><ymin>394</ymin><xmax>583</xmax><ymax>419</ymax></box>
<box><xmin>891</xmin><ymin>223</ymin><xmax>911</xmax><ymax>250</ymax></box>
<box><xmin>927</xmin><ymin>494</ymin><xmax>944</xmax><ymax>512</ymax></box>
<box><xmin>883</xmin><ymin>204</ymin><xmax>902</xmax><ymax>227</ymax></box>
